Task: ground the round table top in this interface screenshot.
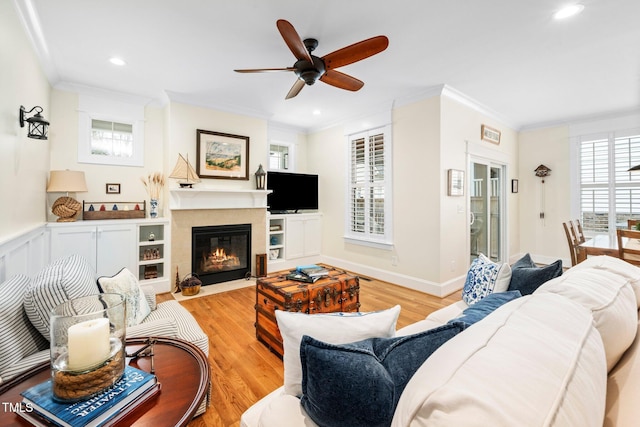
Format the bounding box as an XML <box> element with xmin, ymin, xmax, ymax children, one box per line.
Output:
<box><xmin>0</xmin><ymin>337</ymin><xmax>210</xmax><ymax>427</ymax></box>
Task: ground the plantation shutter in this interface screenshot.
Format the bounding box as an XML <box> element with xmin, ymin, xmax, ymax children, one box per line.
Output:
<box><xmin>580</xmin><ymin>134</ymin><xmax>640</xmax><ymax>233</ymax></box>
<box><xmin>347</xmin><ymin>127</ymin><xmax>391</xmax><ymax>245</ymax></box>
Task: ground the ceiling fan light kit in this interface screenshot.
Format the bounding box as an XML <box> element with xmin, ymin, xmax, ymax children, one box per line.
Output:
<box><xmin>234</xmin><ymin>19</ymin><xmax>389</xmax><ymax>99</ymax></box>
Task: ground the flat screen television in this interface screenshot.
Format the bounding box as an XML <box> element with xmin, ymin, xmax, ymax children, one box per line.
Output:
<box><xmin>267</xmin><ymin>171</ymin><xmax>319</xmax><ymax>213</ymax></box>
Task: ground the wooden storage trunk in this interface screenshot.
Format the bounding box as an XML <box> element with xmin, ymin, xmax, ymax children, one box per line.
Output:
<box><xmin>255</xmin><ymin>268</ymin><xmax>360</xmax><ymax>357</ymax></box>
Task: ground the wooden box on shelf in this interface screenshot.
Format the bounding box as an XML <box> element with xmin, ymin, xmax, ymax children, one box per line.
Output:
<box><xmin>83</xmin><ymin>201</ymin><xmax>146</xmax><ymax>220</ymax></box>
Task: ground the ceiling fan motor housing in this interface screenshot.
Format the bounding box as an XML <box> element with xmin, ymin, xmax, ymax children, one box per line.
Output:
<box><xmin>294</xmin><ymin>56</ymin><xmax>326</xmax><ymax>85</ymax></box>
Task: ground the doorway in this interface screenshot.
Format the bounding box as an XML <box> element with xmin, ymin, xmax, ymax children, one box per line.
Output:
<box><xmin>469</xmin><ymin>160</ymin><xmax>506</xmax><ymax>263</ymax></box>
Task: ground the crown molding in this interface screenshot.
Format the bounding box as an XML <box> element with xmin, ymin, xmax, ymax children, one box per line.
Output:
<box><xmin>13</xmin><ymin>0</ymin><xmax>59</xmax><ymax>85</ymax></box>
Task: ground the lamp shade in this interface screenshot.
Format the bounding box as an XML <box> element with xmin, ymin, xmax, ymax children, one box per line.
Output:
<box><xmin>47</xmin><ymin>170</ymin><xmax>88</xmax><ymax>193</ymax></box>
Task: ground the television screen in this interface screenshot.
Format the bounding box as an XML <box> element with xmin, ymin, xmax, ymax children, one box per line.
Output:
<box><xmin>267</xmin><ymin>171</ymin><xmax>319</xmax><ymax>213</ymax></box>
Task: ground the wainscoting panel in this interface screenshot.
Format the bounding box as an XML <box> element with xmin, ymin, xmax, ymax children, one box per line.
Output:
<box><xmin>0</xmin><ymin>225</ymin><xmax>49</xmax><ymax>283</ymax></box>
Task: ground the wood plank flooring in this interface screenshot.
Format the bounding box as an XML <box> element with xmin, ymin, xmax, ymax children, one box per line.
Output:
<box><xmin>157</xmin><ymin>273</ymin><xmax>461</xmax><ymax>427</ymax></box>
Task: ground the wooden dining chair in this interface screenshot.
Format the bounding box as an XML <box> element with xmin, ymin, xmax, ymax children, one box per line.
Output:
<box><xmin>572</xmin><ymin>219</ymin><xmax>586</xmax><ymax>244</ymax></box>
<box><xmin>628</xmin><ymin>219</ymin><xmax>640</xmax><ymax>230</ymax></box>
<box><xmin>563</xmin><ymin>221</ymin><xmax>587</xmax><ymax>266</ymax></box>
<box><xmin>617</xmin><ymin>228</ymin><xmax>640</xmax><ymax>266</ymax></box>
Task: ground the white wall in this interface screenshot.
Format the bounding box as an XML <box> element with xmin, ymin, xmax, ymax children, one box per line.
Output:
<box><xmin>0</xmin><ymin>1</ymin><xmax>51</xmax><ymax>242</ymax></box>
<box><xmin>166</xmin><ymin>101</ymin><xmax>268</xmax><ymax>192</ymax></box>
<box><xmin>48</xmin><ymin>89</ymin><xmax>165</xmax><ymax>218</ymax></box>
<box><xmin>519</xmin><ymin>125</ymin><xmax>571</xmax><ymax>265</ymax></box>
<box><xmin>310</xmin><ymin>92</ymin><xmax>520</xmax><ymax>296</ymax></box>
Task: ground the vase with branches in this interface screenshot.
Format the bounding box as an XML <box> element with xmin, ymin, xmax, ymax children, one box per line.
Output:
<box><xmin>141</xmin><ymin>172</ymin><xmax>165</xmax><ymax>218</ymax></box>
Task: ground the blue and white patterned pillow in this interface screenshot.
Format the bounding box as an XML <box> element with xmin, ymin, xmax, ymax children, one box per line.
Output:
<box><xmin>462</xmin><ymin>254</ymin><xmax>512</xmax><ymax>305</ymax></box>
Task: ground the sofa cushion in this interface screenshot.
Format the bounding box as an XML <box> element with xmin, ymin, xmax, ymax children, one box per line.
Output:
<box><xmin>605</xmin><ymin>315</ymin><xmax>640</xmax><ymax>426</ymax></box>
<box><xmin>142</xmin><ymin>300</ymin><xmax>209</xmax><ymax>356</ymax></box>
<box><xmin>97</xmin><ymin>268</ymin><xmax>151</xmax><ymax>327</ymax></box>
<box><xmin>536</xmin><ymin>267</ymin><xmax>637</xmax><ymax>372</ymax></box>
<box><xmin>392</xmin><ymin>293</ymin><xmax>607</xmax><ymax>427</ymax></box>
<box><xmin>569</xmin><ymin>255</ymin><xmax>640</xmax><ymax>307</ymax></box>
<box><xmin>461</xmin><ymin>254</ymin><xmax>511</xmax><ymax>305</ymax></box>
<box><xmin>300</xmin><ymin>323</ymin><xmax>465</xmax><ymax>427</ymax></box>
<box><xmin>0</xmin><ymin>275</ymin><xmax>49</xmax><ymax>382</ymax></box>
<box><xmin>275</xmin><ymin>305</ymin><xmax>400</xmax><ymax>397</ymax></box>
<box><xmin>507</xmin><ymin>253</ymin><xmax>563</xmax><ymax>295</ymax></box>
<box><xmin>23</xmin><ymin>255</ymin><xmax>99</xmax><ymax>341</ymax></box>
<box><xmin>448</xmin><ymin>290</ymin><xmax>521</xmax><ymax>327</ymax></box>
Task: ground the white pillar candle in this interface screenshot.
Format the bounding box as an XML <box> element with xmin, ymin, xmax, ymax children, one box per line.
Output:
<box><xmin>67</xmin><ymin>317</ymin><xmax>110</xmax><ymax>371</ymax></box>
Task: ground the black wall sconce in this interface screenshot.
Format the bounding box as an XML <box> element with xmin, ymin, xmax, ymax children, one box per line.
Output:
<box><xmin>19</xmin><ymin>105</ymin><xmax>49</xmax><ymax>140</ymax></box>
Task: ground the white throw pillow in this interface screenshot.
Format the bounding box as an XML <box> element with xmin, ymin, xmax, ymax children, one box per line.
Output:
<box><xmin>97</xmin><ymin>268</ymin><xmax>151</xmax><ymax>327</ymax></box>
<box><xmin>461</xmin><ymin>253</ymin><xmax>511</xmax><ymax>305</ymax></box>
<box><xmin>276</xmin><ymin>305</ymin><xmax>401</xmax><ymax>397</ymax></box>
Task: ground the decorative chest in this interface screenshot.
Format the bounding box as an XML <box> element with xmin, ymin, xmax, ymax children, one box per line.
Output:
<box><xmin>255</xmin><ymin>268</ymin><xmax>360</xmax><ymax>357</ymax></box>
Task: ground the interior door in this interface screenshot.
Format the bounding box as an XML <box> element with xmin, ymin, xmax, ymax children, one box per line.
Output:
<box><xmin>470</xmin><ymin>160</ymin><xmax>505</xmax><ymax>263</ymax></box>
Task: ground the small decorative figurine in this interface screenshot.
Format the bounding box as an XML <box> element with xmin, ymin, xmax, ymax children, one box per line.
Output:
<box><xmin>134</xmin><ymin>204</ymin><xmax>140</xmax><ymax>210</ymax></box>
<box><xmin>99</xmin><ymin>204</ymin><xmax>106</xmax><ymax>211</ymax></box>
<box><xmin>112</xmin><ymin>204</ymin><xmax>118</xmax><ymax>210</ymax></box>
<box><xmin>88</xmin><ymin>204</ymin><xmax>95</xmax><ymax>211</ymax></box>
<box><xmin>149</xmin><ymin>232</ymin><xmax>155</xmax><ymax>241</ymax></box>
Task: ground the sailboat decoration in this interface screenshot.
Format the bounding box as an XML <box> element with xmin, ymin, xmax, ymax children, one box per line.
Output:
<box><xmin>169</xmin><ymin>154</ymin><xmax>200</xmax><ymax>188</ymax></box>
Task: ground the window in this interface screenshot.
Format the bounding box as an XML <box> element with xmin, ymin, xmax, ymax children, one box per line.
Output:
<box><xmin>579</xmin><ymin>133</ymin><xmax>640</xmax><ymax>234</ymax></box>
<box><xmin>269</xmin><ymin>144</ymin><xmax>289</xmax><ymax>170</ymax></box>
<box><xmin>77</xmin><ymin>94</ymin><xmax>144</xmax><ymax>166</ymax></box>
<box><xmin>91</xmin><ymin>120</ymin><xmax>134</xmax><ymax>158</ymax></box>
<box><xmin>345</xmin><ymin>126</ymin><xmax>392</xmax><ymax>248</ymax></box>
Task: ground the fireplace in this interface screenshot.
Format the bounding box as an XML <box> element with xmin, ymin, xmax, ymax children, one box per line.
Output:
<box><xmin>192</xmin><ymin>224</ymin><xmax>251</xmax><ymax>285</ymax></box>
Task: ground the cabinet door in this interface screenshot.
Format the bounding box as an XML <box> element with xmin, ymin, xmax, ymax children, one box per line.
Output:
<box><xmin>96</xmin><ymin>224</ymin><xmax>136</xmax><ymax>277</ymax></box>
<box><xmin>285</xmin><ymin>216</ymin><xmax>306</xmax><ymax>259</ymax></box>
<box><xmin>50</xmin><ymin>225</ymin><xmax>98</xmax><ymax>272</ymax></box>
<box><xmin>303</xmin><ymin>216</ymin><xmax>322</xmax><ymax>256</ymax></box>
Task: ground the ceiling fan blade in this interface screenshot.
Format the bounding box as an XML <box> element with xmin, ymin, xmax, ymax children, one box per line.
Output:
<box><xmin>234</xmin><ymin>67</ymin><xmax>296</xmax><ymax>73</ymax></box>
<box><xmin>285</xmin><ymin>79</ymin><xmax>306</xmax><ymax>99</ymax></box>
<box><xmin>277</xmin><ymin>19</ymin><xmax>313</xmax><ymax>63</ymax></box>
<box><xmin>320</xmin><ymin>70</ymin><xmax>364</xmax><ymax>91</ymax></box>
<box><xmin>322</xmin><ymin>35</ymin><xmax>389</xmax><ymax>69</ymax></box>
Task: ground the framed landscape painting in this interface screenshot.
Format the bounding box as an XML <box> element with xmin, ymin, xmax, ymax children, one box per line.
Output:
<box><xmin>196</xmin><ymin>130</ymin><xmax>250</xmax><ymax>180</ymax></box>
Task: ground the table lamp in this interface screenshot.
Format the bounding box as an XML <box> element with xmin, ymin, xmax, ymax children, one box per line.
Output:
<box><xmin>47</xmin><ymin>170</ymin><xmax>88</xmax><ymax>222</ymax></box>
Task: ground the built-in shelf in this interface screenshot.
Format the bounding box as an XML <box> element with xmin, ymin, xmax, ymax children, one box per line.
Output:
<box><xmin>169</xmin><ymin>188</ymin><xmax>271</xmax><ymax>210</ymax></box>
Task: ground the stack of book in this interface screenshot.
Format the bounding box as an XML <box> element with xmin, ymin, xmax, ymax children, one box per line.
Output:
<box><xmin>287</xmin><ymin>264</ymin><xmax>330</xmax><ymax>283</ymax></box>
<box><xmin>19</xmin><ymin>365</ymin><xmax>160</xmax><ymax>427</ymax></box>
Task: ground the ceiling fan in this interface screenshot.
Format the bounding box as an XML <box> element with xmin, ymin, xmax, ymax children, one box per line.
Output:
<box><xmin>234</xmin><ymin>19</ymin><xmax>389</xmax><ymax>99</ymax></box>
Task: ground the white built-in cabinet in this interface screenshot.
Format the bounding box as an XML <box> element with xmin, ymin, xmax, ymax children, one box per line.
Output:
<box><xmin>47</xmin><ymin>218</ymin><xmax>170</xmax><ymax>292</ymax></box>
<box><xmin>267</xmin><ymin>213</ymin><xmax>321</xmax><ymax>272</ymax></box>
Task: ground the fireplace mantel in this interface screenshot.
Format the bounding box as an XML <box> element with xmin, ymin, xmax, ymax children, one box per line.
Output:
<box><xmin>169</xmin><ymin>188</ymin><xmax>272</xmax><ymax>210</ymax></box>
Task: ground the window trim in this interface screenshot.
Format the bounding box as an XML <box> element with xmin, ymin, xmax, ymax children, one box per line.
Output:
<box><xmin>344</xmin><ymin>124</ymin><xmax>393</xmax><ymax>249</ymax></box>
<box><xmin>77</xmin><ymin>94</ymin><xmax>145</xmax><ymax>167</ymax></box>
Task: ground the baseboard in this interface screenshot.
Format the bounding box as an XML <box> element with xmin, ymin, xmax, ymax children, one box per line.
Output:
<box><xmin>320</xmin><ymin>255</ymin><xmax>465</xmax><ymax>298</ymax></box>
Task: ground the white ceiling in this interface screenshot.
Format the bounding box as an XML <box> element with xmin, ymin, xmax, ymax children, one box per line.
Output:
<box><xmin>17</xmin><ymin>0</ymin><xmax>640</xmax><ymax>132</ymax></box>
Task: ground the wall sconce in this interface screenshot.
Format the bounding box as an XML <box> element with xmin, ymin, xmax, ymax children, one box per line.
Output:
<box><xmin>535</xmin><ymin>164</ymin><xmax>551</xmax><ymax>221</ymax></box>
<box><xmin>19</xmin><ymin>105</ymin><xmax>50</xmax><ymax>140</ymax></box>
<box><xmin>255</xmin><ymin>164</ymin><xmax>266</xmax><ymax>190</ymax></box>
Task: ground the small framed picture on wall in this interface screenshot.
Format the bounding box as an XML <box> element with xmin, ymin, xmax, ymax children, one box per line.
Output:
<box><xmin>106</xmin><ymin>183</ymin><xmax>121</xmax><ymax>194</ymax></box>
<box><xmin>448</xmin><ymin>169</ymin><xmax>465</xmax><ymax>196</ymax></box>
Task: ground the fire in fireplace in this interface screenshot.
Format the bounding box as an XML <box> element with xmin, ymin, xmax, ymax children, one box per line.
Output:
<box><xmin>192</xmin><ymin>224</ymin><xmax>251</xmax><ymax>285</ymax></box>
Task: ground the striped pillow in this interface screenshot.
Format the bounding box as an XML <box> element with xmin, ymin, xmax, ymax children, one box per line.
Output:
<box><xmin>0</xmin><ymin>275</ymin><xmax>49</xmax><ymax>379</ymax></box>
<box><xmin>23</xmin><ymin>255</ymin><xmax>99</xmax><ymax>341</ymax></box>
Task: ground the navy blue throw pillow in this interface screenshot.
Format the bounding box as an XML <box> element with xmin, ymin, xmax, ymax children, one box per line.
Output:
<box><xmin>449</xmin><ymin>290</ymin><xmax>522</xmax><ymax>327</ymax></box>
<box><xmin>508</xmin><ymin>253</ymin><xmax>563</xmax><ymax>295</ymax></box>
<box><xmin>299</xmin><ymin>323</ymin><xmax>466</xmax><ymax>427</ymax></box>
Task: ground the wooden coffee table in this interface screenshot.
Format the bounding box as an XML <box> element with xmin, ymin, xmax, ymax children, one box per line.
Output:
<box><xmin>0</xmin><ymin>337</ymin><xmax>210</xmax><ymax>427</ymax></box>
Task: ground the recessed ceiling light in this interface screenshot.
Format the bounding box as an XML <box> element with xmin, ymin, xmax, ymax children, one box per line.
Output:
<box><xmin>554</xmin><ymin>4</ymin><xmax>584</xmax><ymax>20</ymax></box>
<box><xmin>312</xmin><ymin>110</ymin><xmax>321</xmax><ymax>116</ymax></box>
<box><xmin>109</xmin><ymin>57</ymin><xmax>126</xmax><ymax>66</ymax></box>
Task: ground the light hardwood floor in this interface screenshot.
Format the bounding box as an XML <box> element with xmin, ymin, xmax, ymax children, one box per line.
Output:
<box><xmin>157</xmin><ymin>273</ymin><xmax>462</xmax><ymax>427</ymax></box>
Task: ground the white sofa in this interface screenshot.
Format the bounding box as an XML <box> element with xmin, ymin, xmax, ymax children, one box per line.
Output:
<box><xmin>241</xmin><ymin>255</ymin><xmax>640</xmax><ymax>427</ymax></box>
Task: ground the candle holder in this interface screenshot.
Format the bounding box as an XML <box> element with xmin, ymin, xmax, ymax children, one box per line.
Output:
<box><xmin>49</xmin><ymin>293</ymin><xmax>126</xmax><ymax>402</ymax></box>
